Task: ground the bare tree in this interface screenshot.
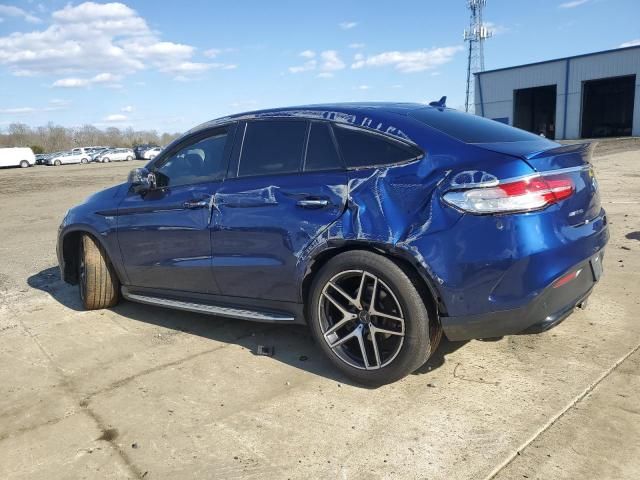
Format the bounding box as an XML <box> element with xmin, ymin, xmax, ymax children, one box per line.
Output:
<box><xmin>0</xmin><ymin>123</ymin><xmax>182</xmax><ymax>152</ymax></box>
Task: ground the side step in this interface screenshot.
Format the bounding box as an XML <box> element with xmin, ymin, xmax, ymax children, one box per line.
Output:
<box><xmin>122</xmin><ymin>291</ymin><xmax>295</xmax><ymax>322</ymax></box>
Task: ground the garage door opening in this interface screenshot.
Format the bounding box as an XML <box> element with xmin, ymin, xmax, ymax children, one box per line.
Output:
<box><xmin>581</xmin><ymin>75</ymin><xmax>635</xmax><ymax>138</ymax></box>
<box><xmin>514</xmin><ymin>85</ymin><xmax>557</xmax><ymax>139</ymax></box>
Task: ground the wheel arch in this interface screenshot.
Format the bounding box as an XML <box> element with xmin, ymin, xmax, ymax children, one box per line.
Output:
<box><xmin>60</xmin><ymin>227</ymin><xmax>122</xmax><ymax>285</ymax></box>
<box><xmin>300</xmin><ymin>241</ymin><xmax>447</xmax><ymax>322</ymax></box>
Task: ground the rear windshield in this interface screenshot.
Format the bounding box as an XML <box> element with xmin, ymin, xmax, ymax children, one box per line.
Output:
<box><xmin>409</xmin><ymin>108</ymin><xmax>543</xmax><ymax>144</ymax></box>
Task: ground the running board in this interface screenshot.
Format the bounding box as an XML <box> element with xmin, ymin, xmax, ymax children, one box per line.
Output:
<box><xmin>122</xmin><ymin>291</ymin><xmax>295</xmax><ymax>322</ymax></box>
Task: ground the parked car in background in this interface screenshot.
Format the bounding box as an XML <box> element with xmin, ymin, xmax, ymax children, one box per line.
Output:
<box><xmin>89</xmin><ymin>148</ymin><xmax>110</xmax><ymax>162</ymax></box>
<box><xmin>69</xmin><ymin>148</ymin><xmax>91</xmax><ymax>163</ymax></box>
<box><xmin>46</xmin><ymin>151</ymin><xmax>83</xmax><ymax>166</ymax></box>
<box><xmin>34</xmin><ymin>153</ymin><xmax>48</xmax><ymax>165</ymax></box>
<box><xmin>143</xmin><ymin>147</ymin><xmax>162</xmax><ymax>160</ymax></box>
<box><xmin>56</xmin><ymin>102</ymin><xmax>608</xmax><ymax>385</ymax></box>
<box><xmin>134</xmin><ymin>144</ymin><xmax>158</xmax><ymax>159</ymax></box>
<box><xmin>95</xmin><ymin>148</ymin><xmax>135</xmax><ymax>162</ymax></box>
<box><xmin>0</xmin><ymin>147</ymin><xmax>35</xmax><ymax>168</ymax></box>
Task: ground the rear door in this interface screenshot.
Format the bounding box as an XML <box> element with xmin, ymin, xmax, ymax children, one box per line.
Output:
<box><xmin>212</xmin><ymin>119</ymin><xmax>348</xmax><ymax>303</ymax></box>
<box><xmin>117</xmin><ymin>125</ymin><xmax>235</xmax><ymax>294</ymax></box>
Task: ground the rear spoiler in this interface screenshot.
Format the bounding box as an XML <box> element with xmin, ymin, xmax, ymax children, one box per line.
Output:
<box><xmin>525</xmin><ymin>142</ymin><xmax>596</xmax><ymax>161</ymax></box>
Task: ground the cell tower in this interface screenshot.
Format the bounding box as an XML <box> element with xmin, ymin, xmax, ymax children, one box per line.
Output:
<box><xmin>464</xmin><ymin>0</ymin><xmax>492</xmax><ymax>113</ymax></box>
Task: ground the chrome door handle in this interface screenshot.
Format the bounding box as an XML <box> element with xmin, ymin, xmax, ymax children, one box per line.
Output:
<box><xmin>296</xmin><ymin>199</ymin><xmax>329</xmax><ymax>208</ymax></box>
<box><xmin>183</xmin><ymin>198</ymin><xmax>211</xmax><ymax>209</ymax></box>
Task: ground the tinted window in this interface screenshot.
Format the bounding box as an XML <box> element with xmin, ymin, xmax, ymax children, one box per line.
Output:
<box><xmin>409</xmin><ymin>108</ymin><xmax>545</xmax><ymax>143</ymax></box>
<box><xmin>238</xmin><ymin>120</ymin><xmax>306</xmax><ymax>177</ymax></box>
<box><xmin>333</xmin><ymin>125</ymin><xmax>420</xmax><ymax>168</ymax></box>
<box><xmin>155</xmin><ymin>129</ymin><xmax>229</xmax><ymax>187</ymax></box>
<box><xmin>304</xmin><ymin>122</ymin><xmax>343</xmax><ymax>172</ymax></box>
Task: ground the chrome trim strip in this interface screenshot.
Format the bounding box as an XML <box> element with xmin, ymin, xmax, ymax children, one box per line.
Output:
<box><xmin>123</xmin><ymin>291</ymin><xmax>295</xmax><ymax>322</ymax></box>
<box><xmin>498</xmin><ymin>165</ymin><xmax>590</xmax><ymax>186</ymax></box>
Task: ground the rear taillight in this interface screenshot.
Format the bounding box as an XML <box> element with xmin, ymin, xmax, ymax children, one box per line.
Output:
<box><xmin>443</xmin><ymin>173</ymin><xmax>574</xmax><ymax>214</ymax></box>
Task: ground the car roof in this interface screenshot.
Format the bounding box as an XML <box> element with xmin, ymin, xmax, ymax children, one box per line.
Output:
<box><xmin>187</xmin><ymin>102</ymin><xmax>434</xmax><ymax>143</ymax></box>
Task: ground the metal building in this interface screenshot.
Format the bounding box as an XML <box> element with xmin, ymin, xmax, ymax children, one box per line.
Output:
<box><xmin>474</xmin><ymin>45</ymin><xmax>640</xmax><ymax>140</ymax></box>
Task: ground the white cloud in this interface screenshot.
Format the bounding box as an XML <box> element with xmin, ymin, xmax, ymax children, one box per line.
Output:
<box><xmin>104</xmin><ymin>113</ymin><xmax>127</xmax><ymax>122</ymax></box>
<box><xmin>559</xmin><ymin>0</ymin><xmax>589</xmax><ymax>7</ymax></box>
<box><xmin>351</xmin><ymin>46</ymin><xmax>463</xmax><ymax>73</ymax></box>
<box><xmin>289</xmin><ymin>59</ymin><xmax>317</xmax><ymax>73</ymax></box>
<box><xmin>0</xmin><ymin>2</ymin><xmax>234</xmax><ymax>80</ymax></box>
<box><xmin>355</xmin><ymin>85</ymin><xmax>371</xmax><ymax>90</ymax></box>
<box><xmin>0</xmin><ymin>106</ymin><xmax>36</xmax><ymax>114</ymax></box>
<box><xmin>320</xmin><ymin>50</ymin><xmax>345</xmax><ymax>71</ymax></box>
<box><xmin>483</xmin><ymin>21</ymin><xmax>509</xmax><ymax>35</ymax></box>
<box><xmin>289</xmin><ymin>50</ymin><xmax>344</xmax><ymax>74</ymax></box>
<box><xmin>0</xmin><ymin>4</ymin><xmax>41</xmax><ymax>23</ymax></box>
<box><xmin>317</xmin><ymin>72</ymin><xmax>334</xmax><ymax>78</ymax></box>
<box><xmin>121</xmin><ymin>105</ymin><xmax>134</xmax><ymax>112</ymax></box>
<box><xmin>620</xmin><ymin>39</ymin><xmax>640</xmax><ymax>47</ymax></box>
<box><xmin>339</xmin><ymin>21</ymin><xmax>358</xmax><ymax>30</ymax></box>
<box><xmin>348</xmin><ymin>43</ymin><xmax>365</xmax><ymax>49</ymax></box>
<box><xmin>299</xmin><ymin>49</ymin><xmax>316</xmax><ymax>59</ymax></box>
<box><xmin>52</xmin><ymin>72</ymin><xmax>122</xmax><ymax>88</ymax></box>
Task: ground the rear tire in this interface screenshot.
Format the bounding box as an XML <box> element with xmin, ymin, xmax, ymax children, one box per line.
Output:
<box><xmin>103</xmin><ymin>157</ymin><xmax>110</xmax><ymax>163</ymax></box>
<box><xmin>79</xmin><ymin>235</ymin><xmax>119</xmax><ymax>310</ymax></box>
<box><xmin>81</xmin><ymin>158</ymin><xmax>88</xmax><ymax>164</ymax></box>
<box><xmin>54</xmin><ymin>160</ymin><xmax>61</xmax><ymax>166</ymax></box>
<box><xmin>126</xmin><ymin>156</ymin><xmax>133</xmax><ymax>161</ymax></box>
<box><xmin>308</xmin><ymin>250</ymin><xmax>440</xmax><ymax>387</ymax></box>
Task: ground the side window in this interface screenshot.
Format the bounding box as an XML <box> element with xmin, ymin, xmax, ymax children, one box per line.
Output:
<box><xmin>333</xmin><ymin>125</ymin><xmax>421</xmax><ymax>168</ymax></box>
<box><xmin>238</xmin><ymin>120</ymin><xmax>306</xmax><ymax>177</ymax></box>
<box><xmin>304</xmin><ymin>122</ymin><xmax>343</xmax><ymax>172</ymax></box>
<box><xmin>154</xmin><ymin>128</ymin><xmax>230</xmax><ymax>188</ymax></box>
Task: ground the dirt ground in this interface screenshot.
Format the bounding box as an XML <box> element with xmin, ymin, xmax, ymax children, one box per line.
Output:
<box><xmin>0</xmin><ymin>142</ymin><xmax>639</xmax><ymax>479</ymax></box>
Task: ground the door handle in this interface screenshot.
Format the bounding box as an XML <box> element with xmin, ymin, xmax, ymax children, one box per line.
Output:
<box><xmin>296</xmin><ymin>198</ymin><xmax>329</xmax><ymax>209</ymax></box>
<box><xmin>183</xmin><ymin>197</ymin><xmax>211</xmax><ymax>209</ymax></box>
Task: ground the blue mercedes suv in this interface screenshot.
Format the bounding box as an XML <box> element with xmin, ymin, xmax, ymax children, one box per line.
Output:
<box><xmin>57</xmin><ymin>102</ymin><xmax>608</xmax><ymax>385</ymax></box>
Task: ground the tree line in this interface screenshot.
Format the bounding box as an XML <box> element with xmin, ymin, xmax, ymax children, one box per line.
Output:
<box><xmin>0</xmin><ymin>123</ymin><xmax>182</xmax><ymax>154</ymax></box>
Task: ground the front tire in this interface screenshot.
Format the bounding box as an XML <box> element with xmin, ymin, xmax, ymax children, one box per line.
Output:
<box><xmin>126</xmin><ymin>156</ymin><xmax>133</xmax><ymax>161</ymax></box>
<box><xmin>79</xmin><ymin>235</ymin><xmax>119</xmax><ymax>310</ymax></box>
<box><xmin>308</xmin><ymin>251</ymin><xmax>440</xmax><ymax>386</ymax></box>
<box><xmin>19</xmin><ymin>160</ymin><xmax>29</xmax><ymax>168</ymax></box>
<box><xmin>81</xmin><ymin>158</ymin><xmax>88</xmax><ymax>164</ymax></box>
<box><xmin>54</xmin><ymin>160</ymin><xmax>61</xmax><ymax>166</ymax></box>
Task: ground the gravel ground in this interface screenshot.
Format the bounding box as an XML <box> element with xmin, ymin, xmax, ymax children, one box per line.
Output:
<box><xmin>0</xmin><ymin>143</ymin><xmax>638</xmax><ymax>479</ymax></box>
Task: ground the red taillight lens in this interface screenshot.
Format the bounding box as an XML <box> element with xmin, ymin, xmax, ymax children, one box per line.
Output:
<box><xmin>443</xmin><ymin>173</ymin><xmax>575</xmax><ymax>214</ymax></box>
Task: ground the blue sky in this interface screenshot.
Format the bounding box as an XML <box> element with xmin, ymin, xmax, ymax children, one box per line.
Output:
<box><xmin>0</xmin><ymin>0</ymin><xmax>638</xmax><ymax>132</ymax></box>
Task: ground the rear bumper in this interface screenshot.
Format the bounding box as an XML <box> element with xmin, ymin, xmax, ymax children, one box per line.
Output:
<box><xmin>441</xmin><ymin>250</ymin><xmax>604</xmax><ymax>341</ymax></box>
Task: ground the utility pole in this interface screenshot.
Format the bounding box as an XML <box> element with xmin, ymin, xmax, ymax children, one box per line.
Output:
<box><xmin>464</xmin><ymin>0</ymin><xmax>492</xmax><ymax>113</ymax></box>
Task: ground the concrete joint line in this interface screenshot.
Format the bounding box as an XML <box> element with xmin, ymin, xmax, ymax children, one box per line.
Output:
<box><xmin>484</xmin><ymin>342</ymin><xmax>640</xmax><ymax>480</ymax></box>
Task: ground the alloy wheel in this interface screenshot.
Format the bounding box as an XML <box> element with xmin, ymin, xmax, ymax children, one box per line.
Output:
<box><xmin>317</xmin><ymin>270</ymin><xmax>405</xmax><ymax>370</ymax></box>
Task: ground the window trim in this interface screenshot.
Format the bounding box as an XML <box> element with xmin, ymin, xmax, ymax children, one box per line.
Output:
<box><xmin>301</xmin><ymin>120</ymin><xmax>346</xmax><ymax>174</ymax></box>
<box><xmin>331</xmin><ymin>123</ymin><xmax>424</xmax><ymax>170</ymax></box>
<box><xmin>232</xmin><ymin>118</ymin><xmax>309</xmax><ymax>180</ymax></box>
<box><xmin>146</xmin><ymin>123</ymin><xmax>237</xmax><ymax>189</ymax></box>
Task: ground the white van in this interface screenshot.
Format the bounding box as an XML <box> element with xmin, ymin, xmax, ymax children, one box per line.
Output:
<box><xmin>0</xmin><ymin>147</ymin><xmax>35</xmax><ymax>168</ymax></box>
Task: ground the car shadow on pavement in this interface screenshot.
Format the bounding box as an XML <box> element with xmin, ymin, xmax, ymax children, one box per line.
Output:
<box><xmin>28</xmin><ymin>266</ymin><xmax>467</xmax><ymax>388</ymax></box>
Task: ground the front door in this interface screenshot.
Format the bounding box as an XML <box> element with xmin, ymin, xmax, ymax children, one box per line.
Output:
<box><xmin>117</xmin><ymin>125</ymin><xmax>235</xmax><ymax>294</ymax></box>
<box><xmin>212</xmin><ymin>120</ymin><xmax>348</xmax><ymax>303</ymax></box>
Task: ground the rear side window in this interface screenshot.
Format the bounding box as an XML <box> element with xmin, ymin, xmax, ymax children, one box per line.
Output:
<box><xmin>409</xmin><ymin>108</ymin><xmax>543</xmax><ymax>143</ymax></box>
<box><xmin>238</xmin><ymin>120</ymin><xmax>306</xmax><ymax>177</ymax></box>
<box><xmin>304</xmin><ymin>122</ymin><xmax>343</xmax><ymax>172</ymax></box>
<box><xmin>333</xmin><ymin>125</ymin><xmax>421</xmax><ymax>168</ymax></box>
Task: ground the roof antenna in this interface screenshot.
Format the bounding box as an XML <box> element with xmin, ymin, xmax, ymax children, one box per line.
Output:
<box><xmin>429</xmin><ymin>96</ymin><xmax>447</xmax><ymax>108</ymax></box>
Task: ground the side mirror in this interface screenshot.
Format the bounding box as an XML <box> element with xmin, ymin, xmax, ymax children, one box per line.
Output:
<box><xmin>128</xmin><ymin>168</ymin><xmax>156</xmax><ymax>194</ymax></box>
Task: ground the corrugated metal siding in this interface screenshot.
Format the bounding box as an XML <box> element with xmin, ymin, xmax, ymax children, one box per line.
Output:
<box><xmin>475</xmin><ymin>47</ymin><xmax>640</xmax><ymax>139</ymax></box>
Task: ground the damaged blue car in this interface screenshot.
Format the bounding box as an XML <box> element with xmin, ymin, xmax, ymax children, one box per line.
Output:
<box><xmin>57</xmin><ymin>102</ymin><xmax>608</xmax><ymax>385</ymax></box>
